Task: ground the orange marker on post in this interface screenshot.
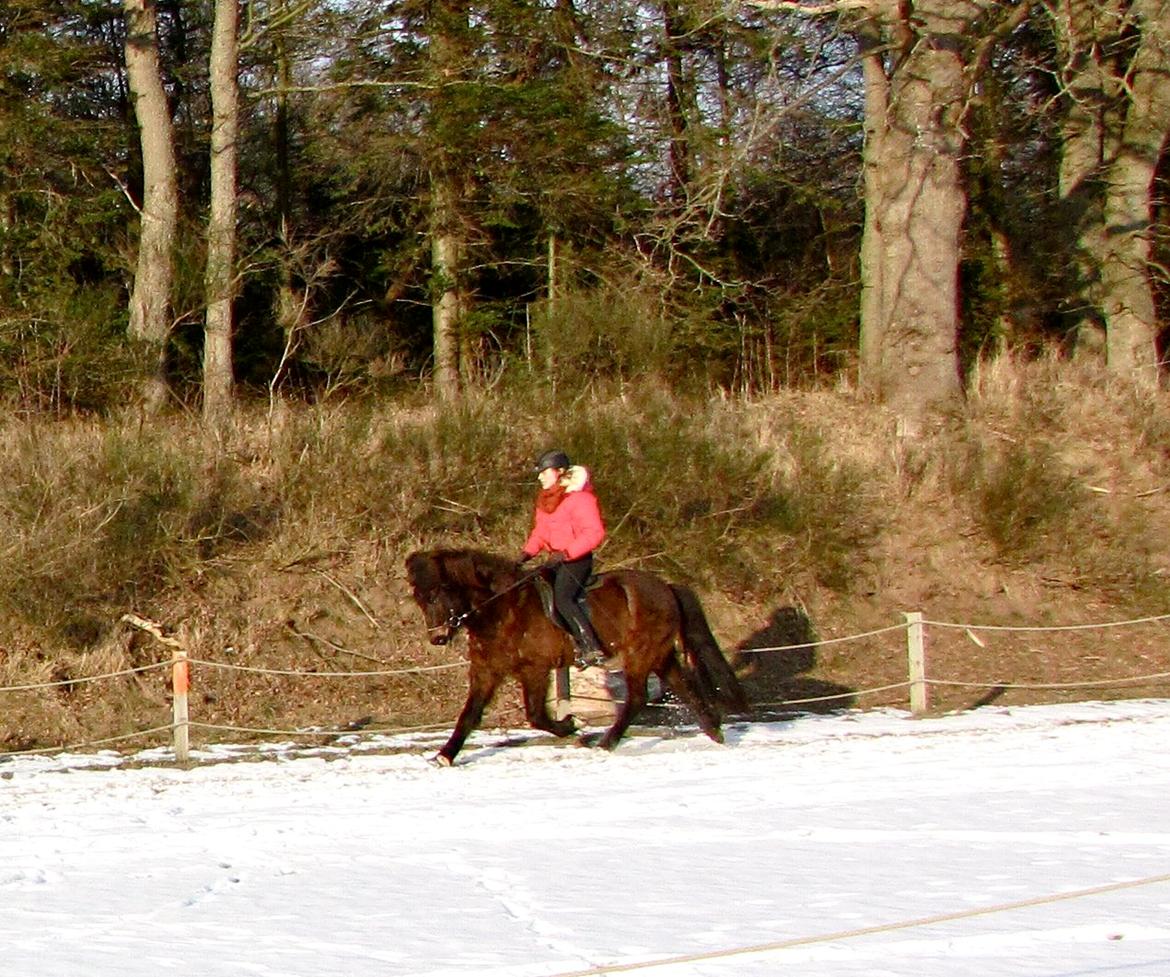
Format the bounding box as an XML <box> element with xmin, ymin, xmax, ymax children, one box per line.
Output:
<box><xmin>172</xmin><ymin>655</ymin><xmax>190</xmax><ymax>695</ymax></box>
<box><xmin>172</xmin><ymin>648</ymin><xmax>191</xmax><ymax>766</ymax></box>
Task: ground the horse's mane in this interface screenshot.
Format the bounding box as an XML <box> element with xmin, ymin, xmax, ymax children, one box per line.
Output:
<box><xmin>408</xmin><ymin>547</ymin><xmax>517</xmax><ymax>594</ymax></box>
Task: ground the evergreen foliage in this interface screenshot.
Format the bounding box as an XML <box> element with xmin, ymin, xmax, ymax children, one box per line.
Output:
<box><xmin>0</xmin><ymin>0</ymin><xmax>1163</xmax><ymax>406</ymax></box>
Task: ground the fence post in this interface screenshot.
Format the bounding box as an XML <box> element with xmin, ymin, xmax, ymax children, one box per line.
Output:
<box><xmin>172</xmin><ymin>647</ymin><xmax>191</xmax><ymax>766</ymax></box>
<box><xmin>905</xmin><ymin>611</ymin><xmax>928</xmax><ymax>716</ymax></box>
<box><xmin>553</xmin><ymin>666</ymin><xmax>571</xmax><ymax>720</ymax></box>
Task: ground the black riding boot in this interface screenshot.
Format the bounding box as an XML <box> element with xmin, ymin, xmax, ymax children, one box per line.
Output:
<box><xmin>568</xmin><ymin>618</ymin><xmax>606</xmax><ymax>669</ymax></box>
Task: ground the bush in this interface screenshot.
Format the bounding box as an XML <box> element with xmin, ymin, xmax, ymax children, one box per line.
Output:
<box><xmin>0</xmin><ymin>420</ymin><xmax>272</xmax><ymax>645</ymax></box>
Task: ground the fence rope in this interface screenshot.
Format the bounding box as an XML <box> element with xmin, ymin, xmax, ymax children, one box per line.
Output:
<box><xmin>926</xmin><ymin>671</ymin><xmax>1170</xmax><ymax>691</ymax></box>
<box><xmin>186</xmin><ymin>657</ymin><xmax>464</xmax><ymax>678</ymax></box>
<box><xmin>4</xmin><ymin>608</ymin><xmax>1169</xmax><ymax>694</ymax></box>
<box><xmin>737</xmin><ymin>622</ymin><xmax>908</xmax><ymax>654</ymax></box>
<box><xmin>923</xmin><ymin>612</ymin><xmax>1170</xmax><ymax>633</ymax></box>
<box><xmin>0</xmin><ymin>724</ymin><xmax>174</xmax><ymax>759</ymax></box>
<box><xmin>539</xmin><ymin>872</ymin><xmax>1170</xmax><ymax>977</ymax></box>
<box><xmin>4</xmin><ymin>606</ymin><xmax>1170</xmax><ymax>760</ymax></box>
<box><xmin>0</xmin><ymin>661</ymin><xmax>169</xmax><ymax>693</ymax></box>
<box><xmin>736</xmin><ymin>610</ymin><xmax>1170</xmax><ymax>656</ymax></box>
<box><xmin>187</xmin><ymin>719</ymin><xmax>456</xmax><ymax>739</ymax></box>
<box><xmin>751</xmin><ymin>681</ymin><xmax>911</xmax><ymax>709</ymax></box>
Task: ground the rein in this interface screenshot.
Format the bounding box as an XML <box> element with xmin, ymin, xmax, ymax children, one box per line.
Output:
<box><xmin>440</xmin><ymin>566</ymin><xmax>541</xmax><ymax>634</ymax></box>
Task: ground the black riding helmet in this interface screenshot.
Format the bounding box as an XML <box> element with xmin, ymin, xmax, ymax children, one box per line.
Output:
<box><xmin>533</xmin><ymin>449</ymin><xmax>571</xmax><ymax>474</ymax></box>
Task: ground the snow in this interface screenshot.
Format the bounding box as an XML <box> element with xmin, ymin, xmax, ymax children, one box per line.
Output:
<box><xmin>3</xmin><ymin>700</ymin><xmax>1169</xmax><ymax>977</ymax></box>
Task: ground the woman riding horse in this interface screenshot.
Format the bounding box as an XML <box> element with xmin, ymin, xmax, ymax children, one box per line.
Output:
<box><xmin>515</xmin><ymin>449</ymin><xmax>608</xmax><ymax>669</ymax></box>
<box><xmin>405</xmin><ymin>547</ymin><xmax>748</xmax><ymax>765</ymax></box>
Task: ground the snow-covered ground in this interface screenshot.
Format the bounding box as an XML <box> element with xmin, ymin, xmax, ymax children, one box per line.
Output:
<box><xmin>2</xmin><ymin>700</ymin><xmax>1169</xmax><ymax>977</ymax></box>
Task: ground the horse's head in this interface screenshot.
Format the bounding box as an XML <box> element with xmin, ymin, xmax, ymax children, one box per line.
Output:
<box><xmin>405</xmin><ymin>551</ymin><xmax>474</xmax><ymax>645</ymax></box>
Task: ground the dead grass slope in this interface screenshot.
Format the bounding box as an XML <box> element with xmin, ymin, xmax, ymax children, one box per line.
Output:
<box><xmin>3</xmin><ymin>357</ymin><xmax>1170</xmax><ymax>753</ymax></box>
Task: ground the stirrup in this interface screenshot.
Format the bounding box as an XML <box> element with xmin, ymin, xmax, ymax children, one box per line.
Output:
<box><xmin>574</xmin><ymin>650</ymin><xmax>605</xmax><ymax>670</ymax></box>
<box><xmin>572</xmin><ymin>634</ymin><xmax>606</xmax><ymax>669</ymax></box>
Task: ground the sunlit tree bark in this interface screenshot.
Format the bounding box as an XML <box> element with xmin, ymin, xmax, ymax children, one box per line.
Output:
<box><xmin>203</xmin><ymin>0</ymin><xmax>239</xmax><ymax>425</ymax></box>
<box><xmin>1050</xmin><ymin>0</ymin><xmax>1170</xmax><ymax>387</ymax></box>
<box><xmin>123</xmin><ymin>0</ymin><xmax>178</xmax><ymax>412</ymax></box>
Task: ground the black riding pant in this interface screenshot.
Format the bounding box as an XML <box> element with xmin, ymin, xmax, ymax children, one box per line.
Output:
<box><xmin>553</xmin><ymin>553</ymin><xmax>594</xmax><ymax>636</ymax></box>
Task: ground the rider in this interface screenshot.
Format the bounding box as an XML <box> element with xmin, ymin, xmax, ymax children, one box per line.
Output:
<box><xmin>516</xmin><ymin>449</ymin><xmax>608</xmax><ymax>669</ymax></box>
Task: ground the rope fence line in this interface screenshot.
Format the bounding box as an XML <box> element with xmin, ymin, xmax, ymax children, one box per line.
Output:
<box><xmin>0</xmin><ymin>661</ymin><xmax>170</xmax><ymax>693</ymax></box>
<box><xmin>0</xmin><ymin>725</ymin><xmax>175</xmax><ymax>759</ymax></box>
<box><xmin>538</xmin><ymin>871</ymin><xmax>1170</xmax><ymax>977</ymax></box>
<box><xmin>751</xmin><ymin>682</ymin><xmax>911</xmax><ymax>710</ymax></box>
<box><xmin>924</xmin><ymin>611</ymin><xmax>1170</xmax><ymax>633</ymax></box>
<box><xmin>926</xmin><ymin>671</ymin><xmax>1170</xmax><ymax>691</ymax></box>
<box><xmin>736</xmin><ymin>622</ymin><xmax>908</xmax><ymax>654</ymax></box>
<box><xmin>1</xmin><ymin>607</ymin><xmax>1169</xmax><ymax>762</ymax></box>
<box><xmin>186</xmin><ymin>657</ymin><xmax>466</xmax><ymax>678</ymax></box>
<box><xmin>186</xmin><ymin>719</ymin><xmax>458</xmax><ymax>740</ymax></box>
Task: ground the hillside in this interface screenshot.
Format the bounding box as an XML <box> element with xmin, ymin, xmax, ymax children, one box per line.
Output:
<box><xmin>3</xmin><ymin>357</ymin><xmax>1170</xmax><ymax>754</ymax></box>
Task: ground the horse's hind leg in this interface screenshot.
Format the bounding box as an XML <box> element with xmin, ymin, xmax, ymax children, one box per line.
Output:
<box><xmin>597</xmin><ymin>674</ymin><xmax>648</xmax><ymax>751</ymax></box>
<box><xmin>520</xmin><ymin>667</ymin><xmax>576</xmax><ymax>739</ymax></box>
<box><xmin>436</xmin><ymin>667</ymin><xmax>498</xmax><ymax>766</ymax></box>
<box><xmin>659</xmin><ymin>656</ymin><xmax>724</xmax><ymax>744</ymax></box>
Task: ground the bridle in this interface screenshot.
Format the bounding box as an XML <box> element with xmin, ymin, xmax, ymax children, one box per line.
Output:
<box><xmin>429</xmin><ymin>566</ymin><xmax>542</xmax><ymax>637</ymax></box>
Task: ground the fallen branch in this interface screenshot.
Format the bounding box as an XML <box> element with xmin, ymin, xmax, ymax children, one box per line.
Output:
<box><xmin>122</xmin><ymin>613</ymin><xmax>184</xmax><ymax>650</ymax></box>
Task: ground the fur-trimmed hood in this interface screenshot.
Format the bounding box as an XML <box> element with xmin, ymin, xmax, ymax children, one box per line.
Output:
<box><xmin>561</xmin><ymin>465</ymin><xmax>591</xmax><ymax>493</ymax></box>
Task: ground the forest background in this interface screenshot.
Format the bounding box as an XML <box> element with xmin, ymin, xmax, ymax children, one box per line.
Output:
<box><xmin>2</xmin><ymin>0</ymin><xmax>1170</xmax><ymax>754</ymax></box>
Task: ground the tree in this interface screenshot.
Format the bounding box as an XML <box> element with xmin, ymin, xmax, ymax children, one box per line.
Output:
<box><xmin>203</xmin><ymin>0</ymin><xmax>240</xmax><ymax>424</ymax></box>
<box><xmin>1098</xmin><ymin>0</ymin><xmax>1170</xmax><ymax>387</ymax></box>
<box><xmin>751</xmin><ymin>1</ymin><xmax>1031</xmax><ymax>421</ymax></box>
<box><xmin>124</xmin><ymin>0</ymin><xmax>179</xmax><ymax>411</ymax></box>
<box><xmin>1049</xmin><ymin>0</ymin><xmax>1170</xmax><ymax>387</ymax></box>
<box><xmin>426</xmin><ymin>0</ymin><xmax>470</xmax><ymax>402</ymax></box>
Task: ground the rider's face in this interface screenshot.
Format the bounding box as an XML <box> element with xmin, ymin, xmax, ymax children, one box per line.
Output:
<box><xmin>537</xmin><ymin>467</ymin><xmax>560</xmax><ymax>490</ymax></box>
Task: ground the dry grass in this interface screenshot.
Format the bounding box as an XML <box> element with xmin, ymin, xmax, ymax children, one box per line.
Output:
<box><xmin>3</xmin><ymin>356</ymin><xmax>1170</xmax><ymax>753</ymax></box>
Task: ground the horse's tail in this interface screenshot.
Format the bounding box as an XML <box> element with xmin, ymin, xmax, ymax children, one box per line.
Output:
<box><xmin>670</xmin><ymin>583</ymin><xmax>749</xmax><ymax>715</ymax></box>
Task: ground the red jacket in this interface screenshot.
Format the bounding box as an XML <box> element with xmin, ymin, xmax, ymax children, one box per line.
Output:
<box><xmin>522</xmin><ymin>466</ymin><xmax>606</xmax><ymax>561</ymax></box>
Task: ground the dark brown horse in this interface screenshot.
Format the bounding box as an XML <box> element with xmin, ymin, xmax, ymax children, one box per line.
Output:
<box><xmin>405</xmin><ymin>548</ymin><xmax>747</xmax><ymax>765</ymax></box>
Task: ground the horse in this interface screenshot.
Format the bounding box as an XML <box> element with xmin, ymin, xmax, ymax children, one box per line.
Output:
<box><xmin>405</xmin><ymin>547</ymin><xmax>747</xmax><ymax>765</ymax></box>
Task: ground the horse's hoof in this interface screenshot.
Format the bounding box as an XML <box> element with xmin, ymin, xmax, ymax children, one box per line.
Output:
<box><xmin>429</xmin><ymin>753</ymin><xmax>454</xmax><ymax>768</ymax></box>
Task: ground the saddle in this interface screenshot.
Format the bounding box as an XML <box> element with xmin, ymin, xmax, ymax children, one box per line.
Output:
<box><xmin>532</xmin><ymin>568</ymin><xmax>600</xmax><ymax>633</ymax></box>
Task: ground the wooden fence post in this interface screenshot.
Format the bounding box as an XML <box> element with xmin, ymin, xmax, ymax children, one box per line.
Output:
<box><xmin>553</xmin><ymin>666</ymin><xmax>571</xmax><ymax>720</ymax></box>
<box><xmin>122</xmin><ymin>613</ymin><xmax>193</xmax><ymax>765</ymax></box>
<box><xmin>172</xmin><ymin>646</ymin><xmax>191</xmax><ymax>766</ymax></box>
<box><xmin>905</xmin><ymin>611</ymin><xmax>928</xmax><ymax>716</ymax></box>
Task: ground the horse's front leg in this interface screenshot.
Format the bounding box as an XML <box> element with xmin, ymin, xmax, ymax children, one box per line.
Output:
<box><xmin>435</xmin><ymin>666</ymin><xmax>498</xmax><ymax>766</ymax></box>
<box><xmin>597</xmin><ymin>672</ymin><xmax>648</xmax><ymax>751</ymax></box>
<box><xmin>519</xmin><ymin>665</ymin><xmax>576</xmax><ymax>739</ymax></box>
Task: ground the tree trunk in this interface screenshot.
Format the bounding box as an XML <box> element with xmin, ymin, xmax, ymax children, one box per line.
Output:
<box><xmin>857</xmin><ymin>1</ymin><xmax>974</xmax><ymax>421</ymax></box>
<box><xmin>1099</xmin><ymin>0</ymin><xmax>1170</xmax><ymax>388</ymax></box>
<box><xmin>430</xmin><ymin>179</ymin><xmax>463</xmax><ymax>402</ymax></box>
<box><xmin>123</xmin><ymin>0</ymin><xmax>178</xmax><ymax>413</ymax></box>
<box><xmin>427</xmin><ymin>0</ymin><xmax>470</xmax><ymax>402</ymax></box>
<box><xmin>662</xmin><ymin>0</ymin><xmax>692</xmax><ymax>202</ymax></box>
<box><xmin>857</xmin><ymin>23</ymin><xmax>891</xmax><ymax>392</ymax></box>
<box><xmin>203</xmin><ymin>0</ymin><xmax>239</xmax><ymax>426</ymax></box>
<box><xmin>1051</xmin><ymin>0</ymin><xmax>1170</xmax><ymax>385</ymax></box>
<box><xmin>1052</xmin><ymin>0</ymin><xmax>1123</xmax><ymax>353</ymax></box>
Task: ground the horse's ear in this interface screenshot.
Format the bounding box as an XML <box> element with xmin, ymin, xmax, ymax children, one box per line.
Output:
<box><xmin>474</xmin><ymin>557</ymin><xmax>510</xmax><ymax>594</ymax></box>
<box><xmin>405</xmin><ymin>550</ymin><xmax>439</xmax><ymax>590</ymax></box>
